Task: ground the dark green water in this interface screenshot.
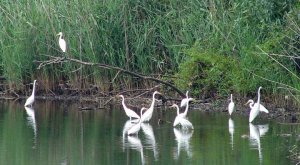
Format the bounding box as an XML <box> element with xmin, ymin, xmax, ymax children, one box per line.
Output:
<box><xmin>0</xmin><ymin>100</ymin><xmax>298</xmax><ymax>165</ymax></box>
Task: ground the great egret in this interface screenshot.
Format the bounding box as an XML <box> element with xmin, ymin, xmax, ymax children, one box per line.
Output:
<box><xmin>140</xmin><ymin>91</ymin><xmax>161</xmax><ymax>122</ymax></box>
<box><xmin>24</xmin><ymin>80</ymin><xmax>37</xmax><ymax>107</ymax></box>
<box><xmin>246</xmin><ymin>99</ymin><xmax>269</xmax><ymax>114</ymax></box>
<box><xmin>118</xmin><ymin>95</ymin><xmax>140</xmax><ymax>120</ymax></box>
<box><xmin>228</xmin><ymin>94</ymin><xmax>235</xmax><ymax>116</ymax></box>
<box><xmin>248</xmin><ymin>86</ymin><xmax>263</xmax><ymax>123</ymax></box>
<box><xmin>57</xmin><ymin>32</ymin><xmax>66</xmax><ymax>53</ymax></box>
<box><xmin>127</xmin><ymin>107</ymin><xmax>147</xmax><ymax>135</ymax></box>
<box><xmin>182</xmin><ymin>98</ymin><xmax>194</xmax><ymax>118</ymax></box>
<box><xmin>171</xmin><ymin>104</ymin><xmax>194</xmax><ymax>129</ymax></box>
<box><xmin>180</xmin><ymin>91</ymin><xmax>189</xmax><ymax>107</ymax></box>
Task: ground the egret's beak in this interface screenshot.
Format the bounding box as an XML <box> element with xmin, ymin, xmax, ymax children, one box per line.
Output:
<box><xmin>244</xmin><ymin>100</ymin><xmax>251</xmax><ymax>105</ymax></box>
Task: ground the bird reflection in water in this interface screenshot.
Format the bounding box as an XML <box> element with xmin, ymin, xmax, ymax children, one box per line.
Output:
<box><xmin>24</xmin><ymin>106</ymin><xmax>37</xmax><ymax>148</ymax></box>
<box><xmin>173</xmin><ymin>128</ymin><xmax>194</xmax><ymax>159</ymax></box>
<box><xmin>249</xmin><ymin>123</ymin><xmax>269</xmax><ymax>164</ymax></box>
<box><xmin>141</xmin><ymin>123</ymin><xmax>159</xmax><ymax>160</ymax></box>
<box><xmin>228</xmin><ymin>118</ymin><xmax>234</xmax><ymax>150</ymax></box>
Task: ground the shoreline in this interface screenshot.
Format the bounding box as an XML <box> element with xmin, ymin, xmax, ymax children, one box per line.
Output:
<box><xmin>4</xmin><ymin>93</ymin><xmax>298</xmax><ymax>124</ymax></box>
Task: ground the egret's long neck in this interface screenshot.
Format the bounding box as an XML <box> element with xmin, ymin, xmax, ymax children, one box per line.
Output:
<box><xmin>31</xmin><ymin>81</ymin><xmax>36</xmax><ymax>97</ymax></box>
<box><xmin>176</xmin><ymin>106</ymin><xmax>180</xmax><ymax>115</ymax></box>
<box><xmin>183</xmin><ymin>100</ymin><xmax>189</xmax><ymax>116</ymax></box>
<box><xmin>230</xmin><ymin>94</ymin><xmax>233</xmax><ymax>102</ymax></box>
<box><xmin>121</xmin><ymin>96</ymin><xmax>127</xmax><ymax>109</ymax></box>
<box><xmin>150</xmin><ymin>93</ymin><xmax>156</xmax><ymax>110</ymax></box>
<box><xmin>257</xmin><ymin>88</ymin><xmax>261</xmax><ymax>104</ymax></box>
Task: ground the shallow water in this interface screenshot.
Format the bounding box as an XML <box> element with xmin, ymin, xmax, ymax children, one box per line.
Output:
<box><xmin>0</xmin><ymin>100</ymin><xmax>298</xmax><ymax>165</ymax></box>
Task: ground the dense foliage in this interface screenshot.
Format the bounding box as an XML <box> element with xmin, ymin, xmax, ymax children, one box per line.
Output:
<box><xmin>0</xmin><ymin>0</ymin><xmax>299</xmax><ymax>97</ymax></box>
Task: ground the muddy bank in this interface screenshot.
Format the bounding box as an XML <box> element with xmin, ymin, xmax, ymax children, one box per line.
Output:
<box><xmin>3</xmin><ymin>91</ymin><xmax>300</xmax><ymax>124</ymax></box>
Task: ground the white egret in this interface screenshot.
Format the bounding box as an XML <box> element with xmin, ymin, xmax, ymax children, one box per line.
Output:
<box><xmin>57</xmin><ymin>32</ymin><xmax>66</xmax><ymax>53</ymax></box>
<box><xmin>180</xmin><ymin>91</ymin><xmax>189</xmax><ymax>107</ymax></box>
<box><xmin>171</xmin><ymin>104</ymin><xmax>194</xmax><ymax>129</ymax></box>
<box><xmin>127</xmin><ymin>107</ymin><xmax>147</xmax><ymax>135</ymax></box>
<box><xmin>182</xmin><ymin>98</ymin><xmax>194</xmax><ymax>118</ymax></box>
<box><xmin>228</xmin><ymin>94</ymin><xmax>235</xmax><ymax>116</ymax></box>
<box><xmin>118</xmin><ymin>95</ymin><xmax>140</xmax><ymax>120</ymax></box>
<box><xmin>246</xmin><ymin>99</ymin><xmax>269</xmax><ymax>114</ymax></box>
<box><xmin>248</xmin><ymin>86</ymin><xmax>264</xmax><ymax>123</ymax></box>
<box><xmin>24</xmin><ymin>80</ymin><xmax>37</xmax><ymax>107</ymax></box>
<box><xmin>140</xmin><ymin>91</ymin><xmax>161</xmax><ymax>122</ymax></box>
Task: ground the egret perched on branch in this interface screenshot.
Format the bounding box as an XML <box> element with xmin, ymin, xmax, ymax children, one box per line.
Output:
<box><xmin>141</xmin><ymin>91</ymin><xmax>161</xmax><ymax>122</ymax></box>
<box><xmin>247</xmin><ymin>86</ymin><xmax>267</xmax><ymax>123</ymax></box>
<box><xmin>171</xmin><ymin>104</ymin><xmax>194</xmax><ymax>129</ymax></box>
<box><xmin>118</xmin><ymin>95</ymin><xmax>140</xmax><ymax>120</ymax></box>
<box><xmin>228</xmin><ymin>94</ymin><xmax>235</xmax><ymax>116</ymax></box>
<box><xmin>127</xmin><ymin>107</ymin><xmax>147</xmax><ymax>135</ymax></box>
<box><xmin>57</xmin><ymin>32</ymin><xmax>66</xmax><ymax>53</ymax></box>
<box><xmin>24</xmin><ymin>80</ymin><xmax>37</xmax><ymax>107</ymax></box>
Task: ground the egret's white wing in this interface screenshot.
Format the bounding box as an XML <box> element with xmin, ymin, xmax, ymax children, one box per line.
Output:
<box><xmin>179</xmin><ymin>117</ymin><xmax>194</xmax><ymax>129</ymax></box>
<box><xmin>173</xmin><ymin>116</ymin><xmax>181</xmax><ymax>127</ymax></box>
<box><xmin>180</xmin><ymin>98</ymin><xmax>189</xmax><ymax>107</ymax></box>
<box><xmin>249</xmin><ymin>104</ymin><xmax>260</xmax><ymax>123</ymax></box>
<box><xmin>228</xmin><ymin>102</ymin><xmax>235</xmax><ymax>115</ymax></box>
<box><xmin>259</xmin><ymin>104</ymin><xmax>269</xmax><ymax>113</ymax></box>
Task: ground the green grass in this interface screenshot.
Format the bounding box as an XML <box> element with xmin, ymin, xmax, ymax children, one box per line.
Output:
<box><xmin>0</xmin><ymin>0</ymin><xmax>299</xmax><ymax>97</ymax></box>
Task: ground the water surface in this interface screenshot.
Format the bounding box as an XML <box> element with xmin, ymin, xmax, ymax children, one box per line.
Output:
<box><xmin>0</xmin><ymin>100</ymin><xmax>298</xmax><ymax>165</ymax></box>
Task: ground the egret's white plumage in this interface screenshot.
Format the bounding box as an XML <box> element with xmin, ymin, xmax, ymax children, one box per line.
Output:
<box><xmin>171</xmin><ymin>104</ymin><xmax>194</xmax><ymax>129</ymax></box>
<box><xmin>248</xmin><ymin>87</ymin><xmax>263</xmax><ymax>123</ymax></box>
<box><xmin>141</xmin><ymin>91</ymin><xmax>161</xmax><ymax>122</ymax></box>
<box><xmin>119</xmin><ymin>95</ymin><xmax>140</xmax><ymax>120</ymax></box>
<box><xmin>24</xmin><ymin>80</ymin><xmax>37</xmax><ymax>107</ymax></box>
<box><xmin>180</xmin><ymin>91</ymin><xmax>189</xmax><ymax>107</ymax></box>
<box><xmin>57</xmin><ymin>32</ymin><xmax>66</xmax><ymax>53</ymax></box>
<box><xmin>127</xmin><ymin>108</ymin><xmax>147</xmax><ymax>135</ymax></box>
<box><xmin>246</xmin><ymin>99</ymin><xmax>269</xmax><ymax>114</ymax></box>
<box><xmin>228</xmin><ymin>94</ymin><xmax>235</xmax><ymax>116</ymax></box>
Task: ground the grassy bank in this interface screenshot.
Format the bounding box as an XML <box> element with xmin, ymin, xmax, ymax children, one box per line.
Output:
<box><xmin>0</xmin><ymin>0</ymin><xmax>299</xmax><ymax>98</ymax></box>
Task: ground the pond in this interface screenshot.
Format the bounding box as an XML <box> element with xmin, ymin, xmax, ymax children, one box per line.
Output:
<box><xmin>0</xmin><ymin>100</ymin><xmax>298</xmax><ymax>165</ymax></box>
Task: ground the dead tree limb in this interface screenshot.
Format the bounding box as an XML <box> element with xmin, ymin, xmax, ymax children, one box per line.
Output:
<box><xmin>35</xmin><ymin>56</ymin><xmax>185</xmax><ymax>97</ymax></box>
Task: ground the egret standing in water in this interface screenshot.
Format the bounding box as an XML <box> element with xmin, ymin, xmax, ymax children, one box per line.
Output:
<box><xmin>228</xmin><ymin>94</ymin><xmax>235</xmax><ymax>116</ymax></box>
<box><xmin>118</xmin><ymin>95</ymin><xmax>140</xmax><ymax>120</ymax></box>
<box><xmin>246</xmin><ymin>99</ymin><xmax>269</xmax><ymax>114</ymax></box>
<box><xmin>141</xmin><ymin>91</ymin><xmax>161</xmax><ymax>122</ymax></box>
<box><xmin>24</xmin><ymin>80</ymin><xmax>37</xmax><ymax>107</ymax></box>
<box><xmin>171</xmin><ymin>104</ymin><xmax>194</xmax><ymax>129</ymax></box>
<box><xmin>181</xmin><ymin>98</ymin><xmax>194</xmax><ymax>118</ymax></box>
<box><xmin>180</xmin><ymin>91</ymin><xmax>189</xmax><ymax>107</ymax></box>
<box><xmin>127</xmin><ymin>107</ymin><xmax>147</xmax><ymax>135</ymax></box>
<box><xmin>57</xmin><ymin>32</ymin><xmax>66</xmax><ymax>53</ymax></box>
<box><xmin>248</xmin><ymin>86</ymin><xmax>265</xmax><ymax>123</ymax></box>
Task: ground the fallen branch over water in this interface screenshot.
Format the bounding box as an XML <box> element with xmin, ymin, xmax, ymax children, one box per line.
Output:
<box><xmin>35</xmin><ymin>55</ymin><xmax>185</xmax><ymax>97</ymax></box>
